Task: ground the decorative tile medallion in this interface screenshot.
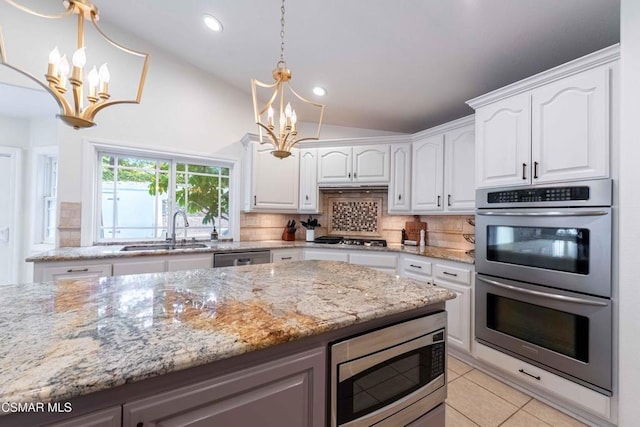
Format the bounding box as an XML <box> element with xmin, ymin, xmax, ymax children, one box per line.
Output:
<box><xmin>328</xmin><ymin>197</ymin><xmax>382</xmax><ymax>236</ymax></box>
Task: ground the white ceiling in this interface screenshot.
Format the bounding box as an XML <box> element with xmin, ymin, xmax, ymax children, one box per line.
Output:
<box><xmin>5</xmin><ymin>1</ymin><xmax>621</xmax><ymax>132</ymax></box>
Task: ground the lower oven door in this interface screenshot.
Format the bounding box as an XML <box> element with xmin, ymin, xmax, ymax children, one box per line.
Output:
<box><xmin>331</xmin><ymin>313</ymin><xmax>446</xmax><ymax>427</ymax></box>
<box><xmin>475</xmin><ymin>273</ymin><xmax>612</xmax><ymax>395</ymax></box>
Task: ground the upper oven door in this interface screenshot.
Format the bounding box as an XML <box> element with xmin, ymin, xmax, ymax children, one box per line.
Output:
<box><xmin>475</xmin><ymin>207</ymin><xmax>611</xmax><ymax>297</ymax></box>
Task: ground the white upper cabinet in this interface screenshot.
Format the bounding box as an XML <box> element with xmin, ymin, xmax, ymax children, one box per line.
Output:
<box><xmin>531</xmin><ymin>66</ymin><xmax>609</xmax><ymax>183</ymax></box>
<box><xmin>445</xmin><ymin>125</ymin><xmax>476</xmax><ymax>210</ymax></box>
<box><xmin>317</xmin><ymin>144</ymin><xmax>389</xmax><ymax>184</ymax></box>
<box><xmin>469</xmin><ymin>46</ymin><xmax>618</xmax><ymax>188</ymax></box>
<box><xmin>475</xmin><ymin>93</ymin><xmax>531</xmax><ymax>188</ymax></box>
<box><xmin>388</xmin><ymin>144</ymin><xmax>411</xmax><ymax>213</ymax></box>
<box><xmin>299</xmin><ymin>148</ymin><xmax>319</xmax><ymax>212</ymax></box>
<box><xmin>243</xmin><ymin>138</ymin><xmax>300</xmax><ymax>212</ymax></box>
<box><xmin>412</xmin><ymin>116</ymin><xmax>475</xmax><ymax>213</ymax></box>
<box><xmin>411</xmin><ymin>135</ymin><xmax>444</xmax><ymax>212</ymax></box>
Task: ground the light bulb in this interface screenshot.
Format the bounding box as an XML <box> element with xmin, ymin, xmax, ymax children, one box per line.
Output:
<box><xmin>49</xmin><ymin>47</ymin><xmax>61</xmax><ymax>64</ymax></box>
<box><xmin>284</xmin><ymin>102</ymin><xmax>292</xmax><ymax>117</ymax></box>
<box><xmin>72</xmin><ymin>47</ymin><xmax>86</xmax><ymax>68</ymax></box>
<box><xmin>291</xmin><ymin>110</ymin><xmax>297</xmax><ymax>124</ymax></box>
<box><xmin>267</xmin><ymin>106</ymin><xmax>274</xmax><ymax>119</ymax></box>
<box><xmin>88</xmin><ymin>66</ymin><xmax>99</xmax><ymax>87</ymax></box>
<box><xmin>59</xmin><ymin>55</ymin><xmax>70</xmax><ymax>76</ymax></box>
<box><xmin>98</xmin><ymin>63</ymin><xmax>110</xmax><ymax>83</ymax></box>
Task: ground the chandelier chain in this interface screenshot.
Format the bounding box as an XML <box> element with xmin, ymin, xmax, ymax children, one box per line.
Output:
<box><xmin>279</xmin><ymin>0</ymin><xmax>286</xmax><ymax>65</ymax></box>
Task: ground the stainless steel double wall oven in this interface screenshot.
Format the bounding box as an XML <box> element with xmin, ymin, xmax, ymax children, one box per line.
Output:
<box><xmin>475</xmin><ymin>178</ymin><xmax>613</xmax><ymax>395</ymax></box>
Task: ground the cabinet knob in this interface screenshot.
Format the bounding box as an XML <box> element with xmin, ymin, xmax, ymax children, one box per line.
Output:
<box><xmin>348</xmin><ymin>172</ymin><xmax>351</xmax><ymax>179</ymax></box>
<box><xmin>305</xmin><ymin>195</ymin><xmax>309</xmax><ymax>200</ymax></box>
<box><xmin>354</xmin><ymin>172</ymin><xmax>357</xmax><ymax>179</ymax></box>
<box><xmin>398</xmin><ymin>194</ymin><xmax>402</xmax><ymax>201</ymax></box>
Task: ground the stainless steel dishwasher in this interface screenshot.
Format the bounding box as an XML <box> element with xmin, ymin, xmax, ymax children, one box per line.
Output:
<box><xmin>213</xmin><ymin>250</ymin><xmax>271</xmax><ymax>267</ymax></box>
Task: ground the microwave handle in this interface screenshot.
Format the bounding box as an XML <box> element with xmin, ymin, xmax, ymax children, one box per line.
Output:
<box><xmin>476</xmin><ymin>211</ymin><xmax>608</xmax><ymax>217</ymax></box>
<box><xmin>477</xmin><ymin>276</ymin><xmax>608</xmax><ymax>306</ymax></box>
<box><xmin>338</xmin><ymin>332</ymin><xmax>441</xmax><ymax>382</ymax></box>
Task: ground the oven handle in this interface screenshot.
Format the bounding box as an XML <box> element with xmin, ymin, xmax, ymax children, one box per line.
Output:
<box><xmin>476</xmin><ymin>211</ymin><xmax>608</xmax><ymax>217</ymax></box>
<box><xmin>477</xmin><ymin>276</ymin><xmax>609</xmax><ymax>306</ymax></box>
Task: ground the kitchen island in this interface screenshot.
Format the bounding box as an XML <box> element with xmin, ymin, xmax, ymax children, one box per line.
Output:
<box><xmin>0</xmin><ymin>260</ymin><xmax>455</xmax><ymax>426</ymax></box>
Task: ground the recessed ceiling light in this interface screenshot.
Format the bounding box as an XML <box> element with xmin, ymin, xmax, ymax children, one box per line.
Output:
<box><xmin>203</xmin><ymin>14</ymin><xmax>223</xmax><ymax>32</ymax></box>
<box><xmin>312</xmin><ymin>86</ymin><xmax>327</xmax><ymax>96</ymax></box>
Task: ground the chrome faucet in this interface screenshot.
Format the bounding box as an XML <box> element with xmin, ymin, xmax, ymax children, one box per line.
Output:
<box><xmin>170</xmin><ymin>210</ymin><xmax>189</xmax><ymax>249</ymax></box>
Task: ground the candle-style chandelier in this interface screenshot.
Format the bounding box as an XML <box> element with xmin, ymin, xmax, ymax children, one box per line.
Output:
<box><xmin>251</xmin><ymin>0</ymin><xmax>325</xmax><ymax>159</ymax></box>
<box><xmin>0</xmin><ymin>0</ymin><xmax>150</xmax><ymax>129</ymax></box>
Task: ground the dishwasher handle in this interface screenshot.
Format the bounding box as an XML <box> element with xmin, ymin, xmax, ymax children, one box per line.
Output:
<box><xmin>234</xmin><ymin>258</ymin><xmax>252</xmax><ymax>266</ymax></box>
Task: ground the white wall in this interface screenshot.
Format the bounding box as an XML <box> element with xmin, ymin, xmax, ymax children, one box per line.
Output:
<box><xmin>618</xmin><ymin>0</ymin><xmax>640</xmax><ymax>424</ymax></box>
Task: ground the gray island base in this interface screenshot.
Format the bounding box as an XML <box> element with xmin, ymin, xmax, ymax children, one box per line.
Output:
<box><xmin>0</xmin><ymin>260</ymin><xmax>455</xmax><ymax>426</ymax></box>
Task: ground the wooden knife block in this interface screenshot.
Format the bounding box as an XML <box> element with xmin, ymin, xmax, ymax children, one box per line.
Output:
<box><xmin>405</xmin><ymin>221</ymin><xmax>427</xmax><ymax>242</ymax></box>
<box><xmin>282</xmin><ymin>227</ymin><xmax>296</xmax><ymax>241</ymax></box>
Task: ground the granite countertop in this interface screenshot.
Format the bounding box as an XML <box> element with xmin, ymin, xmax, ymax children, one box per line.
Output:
<box><xmin>0</xmin><ymin>260</ymin><xmax>456</xmax><ymax>405</ymax></box>
<box><xmin>26</xmin><ymin>240</ymin><xmax>474</xmax><ymax>264</ymax></box>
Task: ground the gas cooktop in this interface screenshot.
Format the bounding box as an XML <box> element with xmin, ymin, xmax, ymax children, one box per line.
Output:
<box><xmin>313</xmin><ymin>236</ymin><xmax>387</xmax><ymax>247</ymax></box>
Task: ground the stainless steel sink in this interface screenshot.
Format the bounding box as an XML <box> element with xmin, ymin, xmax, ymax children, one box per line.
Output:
<box><xmin>120</xmin><ymin>243</ymin><xmax>208</xmax><ymax>251</ymax></box>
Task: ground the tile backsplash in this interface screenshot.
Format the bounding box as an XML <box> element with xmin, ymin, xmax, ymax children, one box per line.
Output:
<box><xmin>240</xmin><ymin>190</ymin><xmax>475</xmax><ymax>251</ymax></box>
<box><xmin>58</xmin><ymin>202</ymin><xmax>82</xmax><ymax>247</ymax></box>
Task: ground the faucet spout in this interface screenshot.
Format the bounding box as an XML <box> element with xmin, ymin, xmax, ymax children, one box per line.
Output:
<box><xmin>170</xmin><ymin>210</ymin><xmax>189</xmax><ymax>249</ymax></box>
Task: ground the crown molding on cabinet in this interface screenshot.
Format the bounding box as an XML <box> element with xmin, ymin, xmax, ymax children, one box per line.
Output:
<box><xmin>466</xmin><ymin>43</ymin><xmax>620</xmax><ymax>109</ymax></box>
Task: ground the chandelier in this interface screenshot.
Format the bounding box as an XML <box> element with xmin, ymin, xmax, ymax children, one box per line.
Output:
<box><xmin>251</xmin><ymin>0</ymin><xmax>325</xmax><ymax>159</ymax></box>
<box><xmin>0</xmin><ymin>0</ymin><xmax>150</xmax><ymax>129</ymax></box>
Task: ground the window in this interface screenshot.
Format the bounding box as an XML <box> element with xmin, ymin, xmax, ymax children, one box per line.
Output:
<box><xmin>43</xmin><ymin>155</ymin><xmax>58</xmax><ymax>243</ymax></box>
<box><xmin>97</xmin><ymin>151</ymin><xmax>231</xmax><ymax>242</ymax></box>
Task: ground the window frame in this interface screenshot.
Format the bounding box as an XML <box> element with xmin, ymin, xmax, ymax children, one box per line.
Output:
<box><xmin>81</xmin><ymin>139</ymin><xmax>240</xmax><ymax>245</ymax></box>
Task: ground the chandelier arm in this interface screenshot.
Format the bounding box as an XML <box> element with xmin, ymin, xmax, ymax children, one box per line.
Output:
<box><xmin>0</xmin><ymin>25</ymin><xmax>6</xmax><ymax>63</ymax></box>
<box><xmin>89</xmin><ymin>13</ymin><xmax>150</xmax><ymax>102</ymax></box>
<box><xmin>3</xmin><ymin>0</ymin><xmax>74</xmax><ymax>19</ymax></box>
<box><xmin>0</xmin><ymin>61</ymin><xmax>74</xmax><ymax>117</ymax></box>
<box><xmin>256</xmin><ymin>122</ymin><xmax>282</xmax><ymax>147</ymax></box>
<box><xmin>251</xmin><ymin>78</ymin><xmax>281</xmax><ymax>117</ymax></box>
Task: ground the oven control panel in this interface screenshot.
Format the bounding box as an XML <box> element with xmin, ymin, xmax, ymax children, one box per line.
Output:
<box><xmin>487</xmin><ymin>186</ymin><xmax>590</xmax><ymax>203</ymax></box>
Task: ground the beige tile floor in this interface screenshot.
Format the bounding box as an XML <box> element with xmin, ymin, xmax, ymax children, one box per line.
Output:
<box><xmin>446</xmin><ymin>355</ymin><xmax>588</xmax><ymax>427</ymax></box>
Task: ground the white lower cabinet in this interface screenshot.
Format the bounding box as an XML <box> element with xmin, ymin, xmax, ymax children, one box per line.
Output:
<box><xmin>304</xmin><ymin>248</ymin><xmax>349</xmax><ymax>262</ymax></box>
<box><xmin>112</xmin><ymin>259</ymin><xmax>166</xmax><ymax>276</ymax></box>
<box><xmin>166</xmin><ymin>255</ymin><xmax>214</xmax><ymax>272</ymax></box>
<box><xmin>475</xmin><ymin>342</ymin><xmax>611</xmax><ymax>420</ymax></box>
<box><xmin>399</xmin><ymin>254</ymin><xmax>473</xmax><ymax>353</ymax></box>
<box><xmin>35</xmin><ymin>262</ymin><xmax>112</xmax><ymax>282</ymax></box>
<box><xmin>349</xmin><ymin>252</ymin><xmax>397</xmax><ymax>275</ymax></box>
<box><xmin>271</xmin><ymin>248</ymin><xmax>303</xmax><ymax>263</ymax></box>
<box><xmin>123</xmin><ymin>348</ymin><xmax>326</xmax><ymax>427</ymax></box>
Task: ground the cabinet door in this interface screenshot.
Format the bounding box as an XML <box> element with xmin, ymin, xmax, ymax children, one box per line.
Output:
<box><xmin>352</xmin><ymin>145</ymin><xmax>390</xmax><ymax>183</ymax></box>
<box><xmin>299</xmin><ymin>149</ymin><xmax>319</xmax><ymax>212</ymax></box>
<box><xmin>445</xmin><ymin>125</ymin><xmax>475</xmax><ymax>211</ymax></box>
<box><xmin>475</xmin><ymin>93</ymin><xmax>531</xmax><ymax>188</ymax></box>
<box><xmin>531</xmin><ymin>66</ymin><xmax>610</xmax><ymax>183</ymax></box>
<box><xmin>388</xmin><ymin>144</ymin><xmax>412</xmax><ymax>213</ymax></box>
<box><xmin>303</xmin><ymin>249</ymin><xmax>349</xmax><ymax>262</ymax></box>
<box><xmin>252</xmin><ymin>144</ymin><xmax>300</xmax><ymax>210</ymax></box>
<box><xmin>349</xmin><ymin>251</ymin><xmax>397</xmax><ymax>275</ymax></box>
<box><xmin>317</xmin><ymin>147</ymin><xmax>352</xmax><ymax>183</ymax></box>
<box><xmin>435</xmin><ymin>280</ymin><xmax>471</xmax><ymax>352</ymax></box>
<box><xmin>46</xmin><ymin>406</ymin><xmax>121</xmax><ymax>427</ymax></box>
<box><xmin>38</xmin><ymin>263</ymin><xmax>113</xmax><ymax>282</ymax></box>
<box><xmin>166</xmin><ymin>254</ymin><xmax>213</xmax><ymax>272</ymax></box>
<box><xmin>411</xmin><ymin>135</ymin><xmax>444</xmax><ymax>212</ymax></box>
<box><xmin>123</xmin><ymin>348</ymin><xmax>325</xmax><ymax>427</ymax></box>
<box><xmin>112</xmin><ymin>259</ymin><xmax>166</xmax><ymax>276</ymax></box>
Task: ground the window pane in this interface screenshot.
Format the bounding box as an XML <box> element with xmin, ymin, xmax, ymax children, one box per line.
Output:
<box><xmin>98</xmin><ymin>153</ymin><xmax>232</xmax><ymax>242</ymax></box>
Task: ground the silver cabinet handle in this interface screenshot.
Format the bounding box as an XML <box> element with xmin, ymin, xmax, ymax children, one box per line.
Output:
<box><xmin>522</xmin><ymin>163</ymin><xmax>527</xmax><ymax>180</ymax></box>
<box><xmin>67</xmin><ymin>268</ymin><xmax>89</xmax><ymax>273</ymax></box>
<box><xmin>476</xmin><ymin>211</ymin><xmax>608</xmax><ymax>217</ymax></box>
<box><xmin>437</xmin><ymin>195</ymin><xmax>441</xmax><ymax>207</ymax></box>
<box><xmin>533</xmin><ymin>161</ymin><xmax>539</xmax><ymax>179</ymax></box>
<box><xmin>477</xmin><ymin>276</ymin><xmax>608</xmax><ymax>306</ymax></box>
<box><xmin>447</xmin><ymin>194</ymin><xmax>451</xmax><ymax>206</ymax></box>
<box><xmin>443</xmin><ymin>271</ymin><xmax>458</xmax><ymax>277</ymax></box>
<box><xmin>409</xmin><ymin>264</ymin><xmax>422</xmax><ymax>269</ymax></box>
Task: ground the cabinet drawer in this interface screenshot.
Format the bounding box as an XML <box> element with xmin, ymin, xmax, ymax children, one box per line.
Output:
<box><xmin>349</xmin><ymin>252</ymin><xmax>397</xmax><ymax>269</ymax></box>
<box><xmin>271</xmin><ymin>249</ymin><xmax>302</xmax><ymax>263</ymax></box>
<box><xmin>401</xmin><ymin>257</ymin><xmax>432</xmax><ymax>277</ymax></box>
<box><xmin>434</xmin><ymin>264</ymin><xmax>470</xmax><ymax>285</ymax></box>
